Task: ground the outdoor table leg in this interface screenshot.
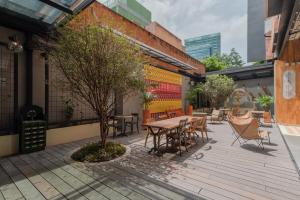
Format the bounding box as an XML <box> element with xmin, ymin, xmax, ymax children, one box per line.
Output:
<box><xmin>148</xmin><ymin>127</ymin><xmax>163</xmax><ymax>156</ymax></box>
<box><xmin>118</xmin><ymin>118</ymin><xmax>128</xmax><ymax>137</ymax></box>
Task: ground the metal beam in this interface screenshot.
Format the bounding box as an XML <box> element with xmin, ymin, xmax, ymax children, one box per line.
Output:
<box><xmin>38</xmin><ymin>0</ymin><xmax>73</xmax><ymax>14</ymax></box>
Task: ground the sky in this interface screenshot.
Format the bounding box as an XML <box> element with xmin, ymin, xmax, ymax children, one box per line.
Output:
<box><xmin>136</xmin><ymin>0</ymin><xmax>248</xmax><ymax>61</ymax></box>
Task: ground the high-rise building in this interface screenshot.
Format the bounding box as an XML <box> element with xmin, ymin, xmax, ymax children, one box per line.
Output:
<box><xmin>99</xmin><ymin>0</ymin><xmax>151</xmax><ymax>27</ymax></box>
<box><xmin>247</xmin><ymin>0</ymin><xmax>266</xmax><ymax>62</ymax></box>
<box><xmin>184</xmin><ymin>33</ymin><xmax>221</xmax><ymax>60</ymax></box>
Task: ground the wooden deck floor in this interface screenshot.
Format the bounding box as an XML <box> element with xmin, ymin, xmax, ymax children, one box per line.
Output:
<box><xmin>1</xmin><ymin>122</ymin><xmax>300</xmax><ymax>200</ymax></box>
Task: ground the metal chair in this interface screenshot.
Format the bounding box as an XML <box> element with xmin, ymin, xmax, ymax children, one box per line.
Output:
<box><xmin>107</xmin><ymin>116</ymin><xmax>122</xmax><ymax>138</ymax></box>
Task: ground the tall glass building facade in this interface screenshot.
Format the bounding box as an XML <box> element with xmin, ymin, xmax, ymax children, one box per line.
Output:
<box><xmin>184</xmin><ymin>33</ymin><xmax>221</xmax><ymax>60</ymax></box>
<box><xmin>100</xmin><ymin>0</ymin><xmax>151</xmax><ymax>27</ymax></box>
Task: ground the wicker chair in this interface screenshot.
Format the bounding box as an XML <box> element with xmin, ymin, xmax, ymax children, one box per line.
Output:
<box><xmin>210</xmin><ymin>109</ymin><xmax>222</xmax><ymax>123</ymax></box>
<box><xmin>195</xmin><ymin>117</ymin><xmax>208</xmax><ymax>142</ymax></box>
<box><xmin>166</xmin><ymin>118</ymin><xmax>189</xmax><ymax>156</ymax></box>
<box><xmin>186</xmin><ymin>118</ymin><xmax>199</xmax><ymax>144</ymax></box>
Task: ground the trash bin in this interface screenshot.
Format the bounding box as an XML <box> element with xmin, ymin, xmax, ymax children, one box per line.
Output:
<box><xmin>19</xmin><ymin>105</ymin><xmax>46</xmax><ymax>153</ymax></box>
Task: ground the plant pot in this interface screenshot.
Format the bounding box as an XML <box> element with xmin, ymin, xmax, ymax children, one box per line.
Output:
<box><xmin>188</xmin><ymin>105</ymin><xmax>193</xmax><ymax>115</ymax></box>
<box><xmin>263</xmin><ymin>111</ymin><xmax>272</xmax><ymax>123</ymax></box>
<box><xmin>143</xmin><ymin>109</ymin><xmax>151</xmax><ymax>123</ymax></box>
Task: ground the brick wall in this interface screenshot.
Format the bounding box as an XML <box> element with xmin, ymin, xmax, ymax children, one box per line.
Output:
<box><xmin>146</xmin><ymin>22</ymin><xmax>184</xmax><ymax>51</ymax></box>
<box><xmin>71</xmin><ymin>1</ymin><xmax>205</xmax><ymax>76</ymax></box>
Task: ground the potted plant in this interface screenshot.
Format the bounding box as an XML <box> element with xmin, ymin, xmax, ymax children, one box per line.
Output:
<box><xmin>255</xmin><ymin>95</ymin><xmax>273</xmax><ymax>111</ymax></box>
<box><xmin>255</xmin><ymin>95</ymin><xmax>274</xmax><ymax>123</ymax></box>
<box><xmin>64</xmin><ymin>99</ymin><xmax>74</xmax><ymax>121</ymax></box>
<box><xmin>142</xmin><ymin>91</ymin><xmax>156</xmax><ymax>123</ymax></box>
<box><xmin>186</xmin><ymin>83</ymin><xmax>205</xmax><ymax>115</ymax></box>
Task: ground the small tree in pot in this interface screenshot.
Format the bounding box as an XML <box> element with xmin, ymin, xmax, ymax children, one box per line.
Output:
<box><xmin>255</xmin><ymin>95</ymin><xmax>274</xmax><ymax>124</ymax></box>
<box><xmin>186</xmin><ymin>83</ymin><xmax>204</xmax><ymax>114</ymax></box>
<box><xmin>255</xmin><ymin>95</ymin><xmax>273</xmax><ymax>111</ymax></box>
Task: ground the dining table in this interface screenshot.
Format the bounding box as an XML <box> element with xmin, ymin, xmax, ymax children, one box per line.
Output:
<box><xmin>143</xmin><ymin>115</ymin><xmax>203</xmax><ymax>156</ymax></box>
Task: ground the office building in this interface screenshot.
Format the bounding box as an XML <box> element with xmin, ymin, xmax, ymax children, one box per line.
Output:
<box><xmin>247</xmin><ymin>0</ymin><xmax>266</xmax><ymax>62</ymax></box>
<box><xmin>100</xmin><ymin>0</ymin><xmax>151</xmax><ymax>27</ymax></box>
<box><xmin>184</xmin><ymin>33</ymin><xmax>221</xmax><ymax>60</ymax></box>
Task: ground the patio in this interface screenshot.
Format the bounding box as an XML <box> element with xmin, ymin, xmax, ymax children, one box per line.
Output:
<box><xmin>1</xmin><ymin>122</ymin><xmax>299</xmax><ymax>200</ymax></box>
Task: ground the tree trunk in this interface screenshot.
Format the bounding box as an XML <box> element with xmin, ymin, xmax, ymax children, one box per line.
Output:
<box><xmin>99</xmin><ymin>116</ymin><xmax>106</xmax><ymax>149</ymax></box>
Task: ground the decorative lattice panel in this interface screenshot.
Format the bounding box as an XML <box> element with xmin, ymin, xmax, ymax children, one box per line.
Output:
<box><xmin>0</xmin><ymin>46</ymin><xmax>15</xmax><ymax>132</ymax></box>
<box><xmin>144</xmin><ymin>65</ymin><xmax>182</xmax><ymax>113</ymax></box>
<box><xmin>48</xmin><ymin>65</ymin><xmax>97</xmax><ymax>125</ymax></box>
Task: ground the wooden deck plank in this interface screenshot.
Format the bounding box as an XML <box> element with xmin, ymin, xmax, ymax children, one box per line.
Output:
<box><xmin>0</xmin><ymin>192</ymin><xmax>4</xmax><ymax>200</ymax></box>
<box><xmin>126</xmin><ymin>149</ymin><xmax>299</xmax><ymax>200</ymax></box>
<box><xmin>18</xmin><ymin>154</ymin><xmax>88</xmax><ymax>200</ymax></box>
<box><xmin>61</xmin><ymin>145</ymin><xmax>202</xmax><ymax>200</ymax></box>
<box><xmin>8</xmin><ymin>156</ymin><xmax>61</xmax><ymax>200</ymax></box>
<box><xmin>122</xmin><ymin>142</ymin><xmax>300</xmax><ymax>199</ymax></box>
<box><xmin>116</xmin><ymin>154</ymin><xmax>265</xmax><ymax>200</ymax></box>
<box><xmin>1</xmin><ymin>122</ymin><xmax>299</xmax><ymax>200</ymax></box>
<box><xmin>42</xmin><ymin>153</ymin><xmax>140</xmax><ymax>200</ymax></box>
<box><xmin>49</xmin><ymin>142</ymin><xmax>205</xmax><ymax>200</ymax></box>
<box><xmin>0</xmin><ymin>165</ymin><xmax>24</xmax><ymax>200</ymax></box>
<box><xmin>48</xmin><ymin>143</ymin><xmax>196</xmax><ymax>200</ymax></box>
<box><xmin>43</xmin><ymin>147</ymin><xmax>155</xmax><ymax>200</ymax></box>
<box><xmin>0</xmin><ymin>159</ymin><xmax>45</xmax><ymax>200</ymax></box>
<box><xmin>28</xmin><ymin>153</ymin><xmax>115</xmax><ymax>200</ymax></box>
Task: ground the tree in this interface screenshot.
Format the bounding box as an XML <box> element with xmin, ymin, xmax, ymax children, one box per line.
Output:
<box><xmin>202</xmin><ymin>48</ymin><xmax>244</xmax><ymax>72</ymax></box>
<box><xmin>50</xmin><ymin>24</ymin><xmax>145</xmax><ymax>148</ymax></box>
<box><xmin>221</xmin><ymin>48</ymin><xmax>244</xmax><ymax>67</ymax></box>
<box><xmin>202</xmin><ymin>54</ymin><xmax>226</xmax><ymax>72</ymax></box>
<box><xmin>186</xmin><ymin>83</ymin><xmax>205</xmax><ymax>107</ymax></box>
<box><xmin>203</xmin><ymin>75</ymin><xmax>235</xmax><ymax>109</ymax></box>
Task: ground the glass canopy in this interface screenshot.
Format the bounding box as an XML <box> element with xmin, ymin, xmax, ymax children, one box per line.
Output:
<box><xmin>0</xmin><ymin>0</ymin><xmax>92</xmax><ymax>25</ymax></box>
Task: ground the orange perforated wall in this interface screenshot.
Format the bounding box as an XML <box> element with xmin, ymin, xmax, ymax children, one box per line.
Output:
<box><xmin>144</xmin><ymin>65</ymin><xmax>182</xmax><ymax>113</ymax></box>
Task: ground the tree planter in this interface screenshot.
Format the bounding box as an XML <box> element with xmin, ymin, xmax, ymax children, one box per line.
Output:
<box><xmin>188</xmin><ymin>105</ymin><xmax>193</xmax><ymax>115</ymax></box>
<box><xmin>143</xmin><ymin>109</ymin><xmax>151</xmax><ymax>123</ymax></box>
<box><xmin>263</xmin><ymin>111</ymin><xmax>272</xmax><ymax>123</ymax></box>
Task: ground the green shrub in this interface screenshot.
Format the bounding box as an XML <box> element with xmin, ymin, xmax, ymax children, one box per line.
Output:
<box><xmin>71</xmin><ymin>142</ymin><xmax>126</xmax><ymax>162</ymax></box>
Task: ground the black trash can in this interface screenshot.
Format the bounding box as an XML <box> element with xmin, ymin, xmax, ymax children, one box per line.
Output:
<box><xmin>19</xmin><ymin>105</ymin><xmax>47</xmax><ymax>154</ymax></box>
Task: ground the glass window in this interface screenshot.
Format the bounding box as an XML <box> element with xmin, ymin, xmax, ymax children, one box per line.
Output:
<box><xmin>0</xmin><ymin>0</ymin><xmax>62</xmax><ymax>24</ymax></box>
<box><xmin>0</xmin><ymin>0</ymin><xmax>89</xmax><ymax>25</ymax></box>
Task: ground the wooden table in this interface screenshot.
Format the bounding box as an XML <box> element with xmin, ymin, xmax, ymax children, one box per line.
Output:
<box><xmin>114</xmin><ymin>115</ymin><xmax>133</xmax><ymax>136</ymax></box>
<box><xmin>143</xmin><ymin>116</ymin><xmax>203</xmax><ymax>156</ymax></box>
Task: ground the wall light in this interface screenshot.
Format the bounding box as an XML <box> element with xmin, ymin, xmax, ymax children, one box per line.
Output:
<box><xmin>7</xmin><ymin>36</ymin><xmax>23</xmax><ymax>53</ymax></box>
